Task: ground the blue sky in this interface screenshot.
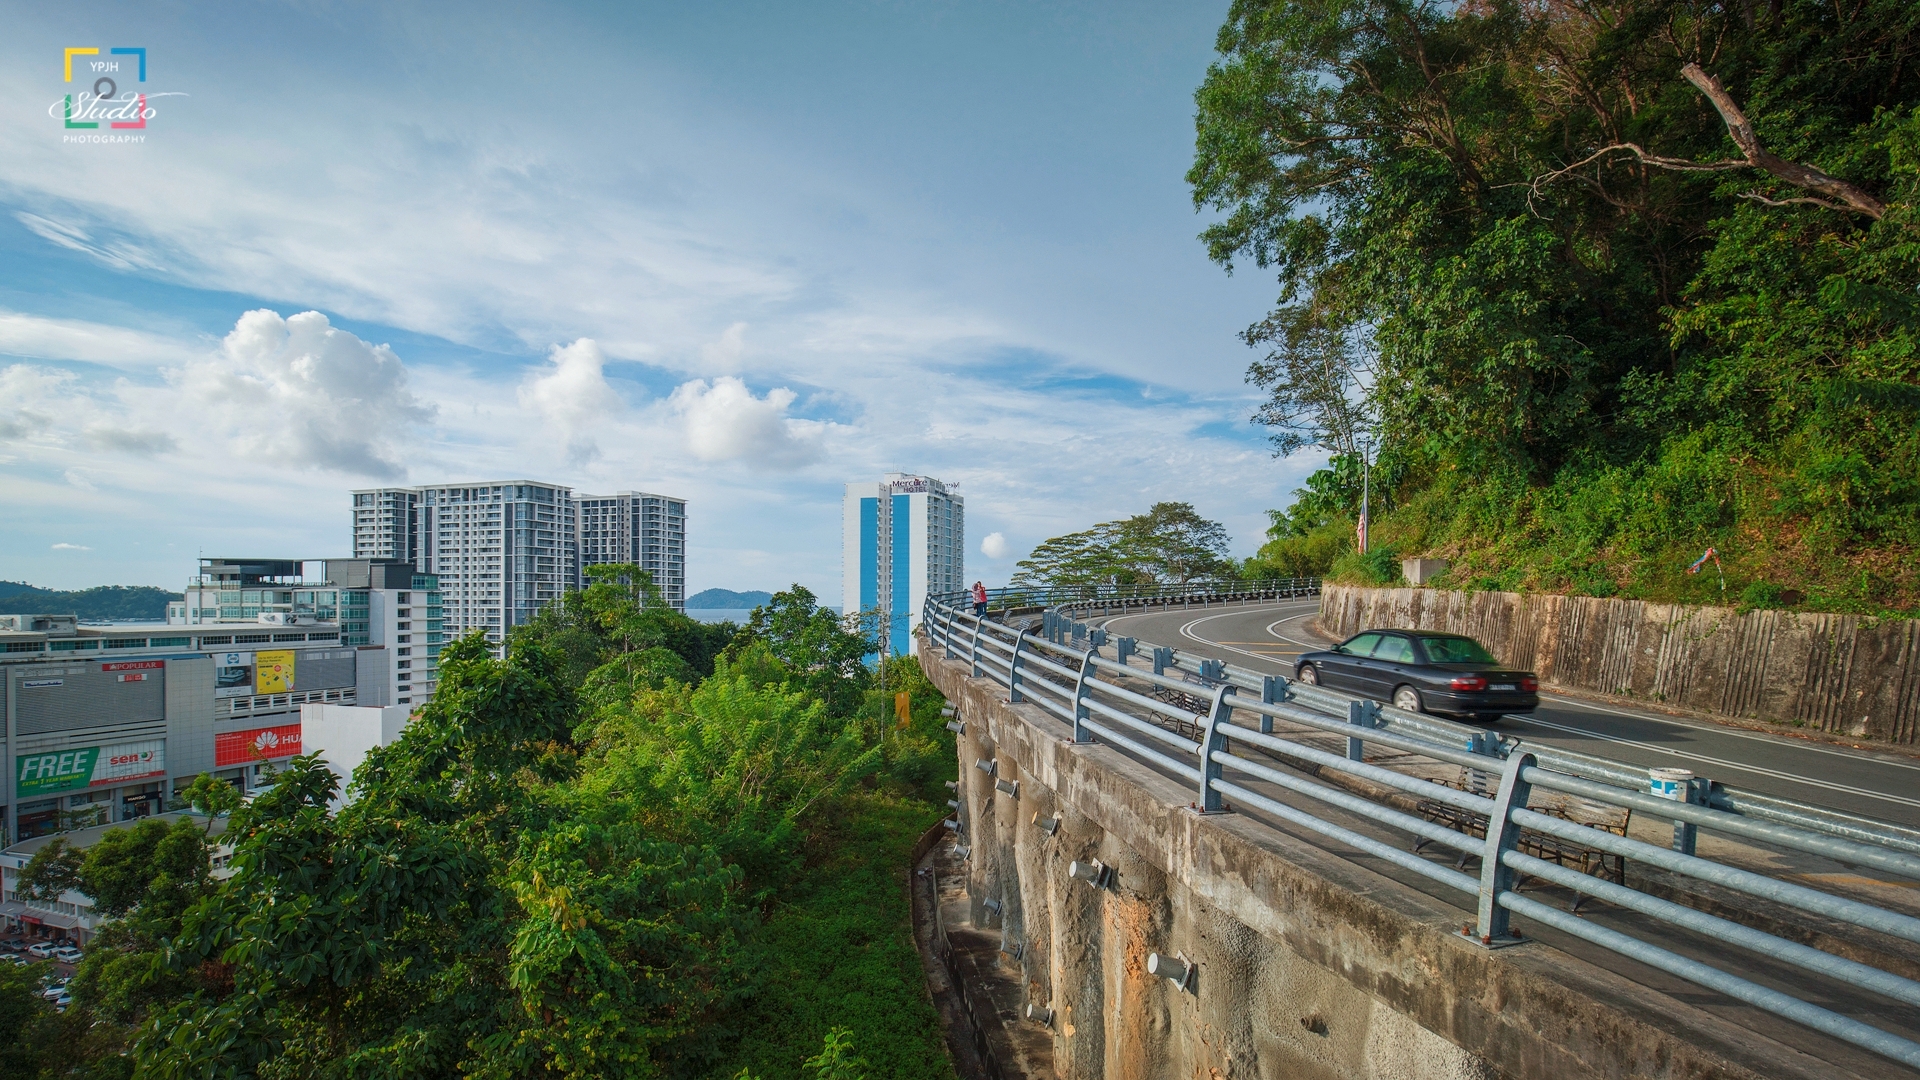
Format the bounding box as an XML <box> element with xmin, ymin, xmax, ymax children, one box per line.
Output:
<box><xmin>0</xmin><ymin>1</ymin><xmax>1321</xmax><ymax>596</ymax></box>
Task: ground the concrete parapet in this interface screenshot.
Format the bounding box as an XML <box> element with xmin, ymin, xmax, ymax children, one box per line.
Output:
<box><xmin>920</xmin><ymin>631</ymin><xmax>1889</xmax><ymax>1080</ymax></box>
<box><xmin>1321</xmin><ymin>585</ymin><xmax>1920</xmax><ymax>744</ymax></box>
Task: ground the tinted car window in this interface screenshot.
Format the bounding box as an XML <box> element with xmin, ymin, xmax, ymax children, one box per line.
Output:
<box><xmin>1372</xmin><ymin>635</ymin><xmax>1415</xmax><ymax>663</ymax></box>
<box><xmin>1419</xmin><ymin>636</ymin><xmax>1497</xmax><ymax>664</ymax></box>
<box><xmin>1338</xmin><ymin>633</ymin><xmax>1383</xmax><ymax>656</ymax></box>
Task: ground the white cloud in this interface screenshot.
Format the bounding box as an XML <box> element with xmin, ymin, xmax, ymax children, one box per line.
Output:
<box><xmin>0</xmin><ymin>311</ymin><xmax>202</xmax><ymax>368</ymax></box>
<box><xmin>699</xmin><ymin>322</ymin><xmax>747</xmax><ymax>372</ymax></box>
<box><xmin>668</xmin><ymin>376</ymin><xmax>821</xmax><ymax>467</ymax></box>
<box><xmin>178</xmin><ymin>310</ymin><xmax>432</xmax><ymax>478</ymax></box>
<box><xmin>517</xmin><ymin>338</ymin><xmax>622</xmax><ymax>457</ymax></box>
<box><xmin>14</xmin><ymin>213</ymin><xmax>162</xmax><ymax>273</ymax></box>
<box><xmin>86</xmin><ymin>425</ymin><xmax>177</xmax><ymax>455</ymax></box>
<box><xmin>980</xmin><ymin>532</ymin><xmax>1009</xmax><ymax>560</ymax></box>
<box><xmin>50</xmin><ymin>542</ymin><xmax>91</xmax><ymax>551</ymax></box>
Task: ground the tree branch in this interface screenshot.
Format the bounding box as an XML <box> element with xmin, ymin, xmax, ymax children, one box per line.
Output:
<box><xmin>1680</xmin><ymin>62</ymin><xmax>1886</xmax><ymax>220</ymax></box>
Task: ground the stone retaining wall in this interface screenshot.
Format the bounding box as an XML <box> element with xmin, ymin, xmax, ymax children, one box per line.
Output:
<box><xmin>1321</xmin><ymin>586</ymin><xmax>1920</xmax><ymax>743</ymax></box>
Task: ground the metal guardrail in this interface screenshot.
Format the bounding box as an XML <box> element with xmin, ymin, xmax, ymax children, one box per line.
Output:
<box><xmin>924</xmin><ymin>585</ymin><xmax>1920</xmax><ymax>1069</ymax></box>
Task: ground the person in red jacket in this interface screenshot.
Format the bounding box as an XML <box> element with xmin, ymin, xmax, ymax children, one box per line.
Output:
<box><xmin>972</xmin><ymin>581</ymin><xmax>988</xmax><ymax>618</ymax></box>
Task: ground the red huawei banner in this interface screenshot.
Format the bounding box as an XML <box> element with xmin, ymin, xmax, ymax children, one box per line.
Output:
<box><xmin>214</xmin><ymin>724</ymin><xmax>302</xmax><ymax>766</ymax></box>
<box><xmin>102</xmin><ymin>660</ymin><xmax>164</xmax><ymax>671</ymax></box>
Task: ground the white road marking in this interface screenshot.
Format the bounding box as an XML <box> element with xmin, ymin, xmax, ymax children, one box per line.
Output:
<box><xmin>1505</xmin><ymin>714</ymin><xmax>1920</xmax><ymax>810</ymax></box>
<box><xmin>1094</xmin><ymin>599</ymin><xmax>1920</xmax><ymax>806</ymax></box>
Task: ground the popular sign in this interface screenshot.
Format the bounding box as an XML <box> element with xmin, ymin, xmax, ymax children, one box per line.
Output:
<box><xmin>15</xmin><ymin>738</ymin><xmax>165</xmax><ymax>797</ymax></box>
<box><xmin>214</xmin><ymin>724</ymin><xmax>302</xmax><ymax>767</ymax></box>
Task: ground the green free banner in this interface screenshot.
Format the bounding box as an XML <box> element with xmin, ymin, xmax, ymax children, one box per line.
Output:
<box><xmin>16</xmin><ymin>747</ymin><xmax>102</xmax><ymax>797</ymax></box>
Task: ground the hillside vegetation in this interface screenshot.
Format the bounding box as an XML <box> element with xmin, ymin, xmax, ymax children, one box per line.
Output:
<box><xmin>0</xmin><ymin>582</ymin><xmax>180</xmax><ymax>621</ymax></box>
<box><xmin>3</xmin><ymin>568</ymin><xmax>957</xmax><ymax>1080</ymax></box>
<box><xmin>1196</xmin><ymin>0</ymin><xmax>1920</xmax><ymax>615</ymax></box>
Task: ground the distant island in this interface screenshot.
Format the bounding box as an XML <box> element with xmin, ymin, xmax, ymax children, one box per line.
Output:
<box><xmin>685</xmin><ymin>588</ymin><xmax>774</xmax><ymax>610</ymax></box>
<box><xmin>0</xmin><ymin>581</ymin><xmax>181</xmax><ymax>621</ymax></box>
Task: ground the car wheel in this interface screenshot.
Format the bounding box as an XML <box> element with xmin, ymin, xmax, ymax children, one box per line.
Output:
<box><xmin>1392</xmin><ymin>686</ymin><xmax>1422</xmax><ymax>713</ymax></box>
<box><xmin>1297</xmin><ymin>665</ymin><xmax>1318</xmax><ymax>686</ymax></box>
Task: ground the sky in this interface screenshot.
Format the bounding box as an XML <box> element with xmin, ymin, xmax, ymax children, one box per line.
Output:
<box><xmin>0</xmin><ymin>1</ymin><xmax>1322</xmax><ymax>598</ymax></box>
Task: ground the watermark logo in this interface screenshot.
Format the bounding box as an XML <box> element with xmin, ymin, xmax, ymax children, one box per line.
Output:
<box><xmin>50</xmin><ymin>46</ymin><xmax>179</xmax><ymax>143</ymax></box>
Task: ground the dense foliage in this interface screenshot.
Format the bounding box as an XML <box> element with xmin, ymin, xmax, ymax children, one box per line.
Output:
<box><xmin>1</xmin><ymin>574</ymin><xmax>957</xmax><ymax>1080</ymax></box>
<box><xmin>1011</xmin><ymin>502</ymin><xmax>1235</xmax><ymax>588</ymax></box>
<box><xmin>1199</xmin><ymin>0</ymin><xmax>1920</xmax><ymax>612</ymax></box>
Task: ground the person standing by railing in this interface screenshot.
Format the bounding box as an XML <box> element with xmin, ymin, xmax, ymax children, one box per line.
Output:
<box><xmin>972</xmin><ymin>581</ymin><xmax>988</xmax><ymax>618</ymax></box>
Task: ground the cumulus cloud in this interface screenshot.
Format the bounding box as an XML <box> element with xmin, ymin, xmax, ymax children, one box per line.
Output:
<box><xmin>668</xmin><ymin>376</ymin><xmax>820</xmax><ymax>467</ymax></box>
<box><xmin>51</xmin><ymin>542</ymin><xmax>91</xmax><ymax>551</ymax></box>
<box><xmin>179</xmin><ymin>310</ymin><xmax>432</xmax><ymax>478</ymax></box>
<box><xmin>980</xmin><ymin>532</ymin><xmax>1010</xmax><ymax>560</ymax></box>
<box><xmin>518</xmin><ymin>338</ymin><xmax>622</xmax><ymax>457</ymax></box>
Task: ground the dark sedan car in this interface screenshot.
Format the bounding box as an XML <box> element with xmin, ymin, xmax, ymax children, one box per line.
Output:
<box><xmin>1294</xmin><ymin>630</ymin><xmax>1539</xmax><ymax>722</ymax></box>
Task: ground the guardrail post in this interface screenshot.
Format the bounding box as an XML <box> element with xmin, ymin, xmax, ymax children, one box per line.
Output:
<box><xmin>1472</xmin><ymin>752</ymin><xmax>1535</xmax><ymax>948</ymax></box>
<box><xmin>1071</xmin><ymin>620</ymin><xmax>1086</xmax><ymax>645</ymax></box>
<box><xmin>1260</xmin><ymin>675</ymin><xmax>1288</xmax><ymax>734</ymax></box>
<box><xmin>1009</xmin><ymin>634</ymin><xmax>1031</xmax><ymax>704</ymax></box>
<box><xmin>1198</xmin><ymin>684</ymin><xmax>1237</xmax><ymax>812</ymax></box>
<box><xmin>941</xmin><ymin>606</ymin><xmax>956</xmax><ymax>658</ymax></box>
<box><xmin>1152</xmin><ymin>646</ymin><xmax>1172</xmax><ymax>676</ymax></box>
<box><xmin>1088</xmin><ymin>628</ymin><xmax>1107</xmax><ymax>653</ymax></box>
<box><xmin>1115</xmin><ymin>637</ymin><xmax>1135</xmax><ymax>666</ymax></box>
<box><xmin>1071</xmin><ymin>648</ymin><xmax>1098</xmax><ymax>744</ymax></box>
<box><xmin>969</xmin><ymin>617</ymin><xmax>985</xmax><ymax>678</ymax></box>
<box><xmin>1676</xmin><ymin>776</ymin><xmax>1709</xmax><ymax>854</ymax></box>
<box><xmin>1198</xmin><ymin>658</ymin><xmax>1226</xmax><ymax>683</ymax></box>
<box><xmin>1346</xmin><ymin>699</ymin><xmax>1379</xmax><ymax>761</ymax></box>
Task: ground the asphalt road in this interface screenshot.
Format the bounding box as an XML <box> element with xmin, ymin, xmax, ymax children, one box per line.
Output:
<box><xmin>1094</xmin><ymin>599</ymin><xmax>1920</xmax><ymax>831</ymax></box>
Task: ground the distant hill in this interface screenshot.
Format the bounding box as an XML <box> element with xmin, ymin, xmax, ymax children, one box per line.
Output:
<box><xmin>0</xmin><ymin>581</ymin><xmax>181</xmax><ymax>621</ymax></box>
<box><xmin>685</xmin><ymin>588</ymin><xmax>773</xmax><ymax>609</ymax></box>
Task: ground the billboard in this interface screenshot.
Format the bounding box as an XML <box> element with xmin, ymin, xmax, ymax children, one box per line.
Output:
<box><xmin>214</xmin><ymin>723</ymin><xmax>302</xmax><ymax>767</ymax></box>
<box><xmin>255</xmin><ymin>649</ymin><xmax>296</xmax><ymax>694</ymax></box>
<box><xmin>212</xmin><ymin>651</ymin><xmax>253</xmax><ymax>698</ymax></box>
<box><xmin>15</xmin><ymin>738</ymin><xmax>166</xmax><ymax>797</ymax></box>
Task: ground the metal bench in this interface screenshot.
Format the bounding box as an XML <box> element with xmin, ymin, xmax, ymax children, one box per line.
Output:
<box><xmin>1413</xmin><ymin>767</ymin><xmax>1631</xmax><ymax>913</ymax></box>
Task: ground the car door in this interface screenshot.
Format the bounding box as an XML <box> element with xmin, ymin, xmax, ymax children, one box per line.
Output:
<box><xmin>1318</xmin><ymin>632</ymin><xmax>1383</xmax><ymax>692</ymax></box>
<box><xmin>1359</xmin><ymin>633</ymin><xmax>1417</xmax><ymax>700</ymax></box>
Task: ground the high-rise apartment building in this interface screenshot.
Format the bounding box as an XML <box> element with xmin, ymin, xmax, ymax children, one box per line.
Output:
<box><xmin>842</xmin><ymin>473</ymin><xmax>964</xmax><ymax>657</ymax></box>
<box><xmin>354</xmin><ymin>482</ymin><xmax>575</xmax><ymax>644</ymax></box>
<box><xmin>353</xmin><ymin>481</ymin><xmax>689</xmax><ymax>638</ymax></box>
<box><xmin>350</xmin><ymin>489</ymin><xmax>420</xmax><ymax>565</ymax></box>
<box><xmin>575</xmin><ymin>491</ymin><xmax>688</xmax><ymax>611</ymax></box>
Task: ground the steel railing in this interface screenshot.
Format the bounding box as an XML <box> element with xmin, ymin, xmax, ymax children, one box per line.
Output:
<box><xmin>923</xmin><ymin>585</ymin><xmax>1920</xmax><ymax>1069</ymax></box>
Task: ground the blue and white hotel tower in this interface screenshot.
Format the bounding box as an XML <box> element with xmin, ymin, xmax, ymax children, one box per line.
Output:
<box><xmin>842</xmin><ymin>474</ymin><xmax>965</xmax><ymax>658</ymax></box>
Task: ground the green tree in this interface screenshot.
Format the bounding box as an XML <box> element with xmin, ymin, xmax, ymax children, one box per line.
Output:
<box><xmin>1192</xmin><ymin>0</ymin><xmax>1920</xmax><ymax>610</ymax></box>
<box><xmin>1013</xmin><ymin>503</ymin><xmax>1234</xmax><ymax>588</ymax></box>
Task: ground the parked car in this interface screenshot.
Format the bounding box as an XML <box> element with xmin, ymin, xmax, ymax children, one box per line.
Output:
<box><xmin>40</xmin><ymin>978</ymin><xmax>68</xmax><ymax>1000</ymax></box>
<box><xmin>52</xmin><ymin>946</ymin><xmax>83</xmax><ymax>964</ymax></box>
<box><xmin>26</xmin><ymin>943</ymin><xmax>55</xmax><ymax>959</ymax></box>
<box><xmin>53</xmin><ymin>990</ymin><xmax>72</xmax><ymax>1011</ymax></box>
<box><xmin>0</xmin><ymin>939</ymin><xmax>26</xmax><ymax>953</ymax></box>
<box><xmin>1294</xmin><ymin>630</ymin><xmax>1539</xmax><ymax>722</ymax></box>
<box><xmin>2</xmin><ymin>955</ymin><xmax>26</xmax><ymax>967</ymax></box>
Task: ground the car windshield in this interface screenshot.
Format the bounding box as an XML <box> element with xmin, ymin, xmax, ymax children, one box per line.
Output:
<box><xmin>1420</xmin><ymin>636</ymin><xmax>1497</xmax><ymax>664</ymax></box>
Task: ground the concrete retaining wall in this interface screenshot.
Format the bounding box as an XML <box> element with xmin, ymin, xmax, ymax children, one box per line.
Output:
<box><xmin>920</xmin><ymin>633</ymin><xmax>1863</xmax><ymax>1080</ymax></box>
<box><xmin>1320</xmin><ymin>586</ymin><xmax>1920</xmax><ymax>743</ymax></box>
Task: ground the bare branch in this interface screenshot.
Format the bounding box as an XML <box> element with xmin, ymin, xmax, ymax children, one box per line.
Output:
<box><xmin>1739</xmin><ymin>190</ymin><xmax>1856</xmax><ymax>213</ymax></box>
<box><xmin>1680</xmin><ymin>63</ymin><xmax>1886</xmax><ymax>220</ymax></box>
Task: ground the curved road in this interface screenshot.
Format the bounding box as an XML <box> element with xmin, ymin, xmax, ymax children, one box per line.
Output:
<box><xmin>1093</xmin><ymin>599</ymin><xmax>1920</xmax><ymax>831</ymax></box>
